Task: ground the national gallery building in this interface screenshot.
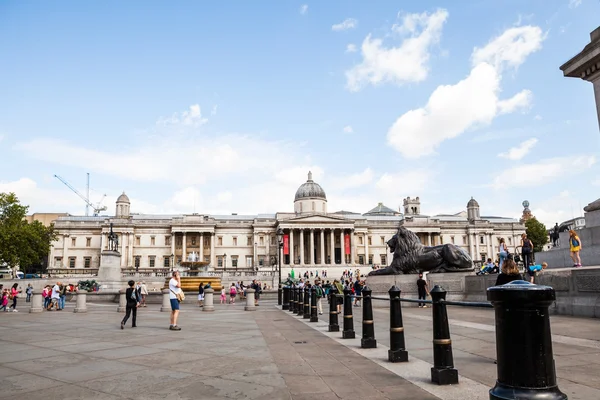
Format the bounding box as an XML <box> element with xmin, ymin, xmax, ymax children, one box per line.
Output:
<box><xmin>48</xmin><ymin>172</ymin><xmax>525</xmax><ymax>272</ymax></box>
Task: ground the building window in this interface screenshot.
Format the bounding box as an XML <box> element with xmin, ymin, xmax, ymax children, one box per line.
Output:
<box><xmin>381</xmin><ymin>236</ymin><xmax>385</xmax><ymax>245</ymax></box>
<box><xmin>217</xmin><ymin>256</ymin><xmax>223</xmax><ymax>268</ymax></box>
<box><xmin>246</xmin><ymin>256</ymin><xmax>253</xmax><ymax>268</ymax></box>
<box><xmin>54</xmin><ymin>257</ymin><xmax>62</xmax><ymax>268</ymax></box>
<box><xmin>247</xmin><ymin>236</ymin><xmax>252</xmax><ymax>246</ymax></box>
<box><xmin>135</xmin><ymin>236</ymin><xmax>141</xmax><ymax>246</ymax></box>
<box><xmin>232</xmin><ymin>256</ymin><xmax>239</xmax><ymax>268</ymax></box>
<box><xmin>69</xmin><ymin>257</ymin><xmax>76</xmax><ymax>268</ymax></box>
<box><xmin>84</xmin><ymin>257</ymin><xmax>91</xmax><ymax>268</ymax></box>
<box><xmin>151</xmin><ymin>236</ymin><xmax>156</xmax><ymax>246</ymax></box>
<box><xmin>165</xmin><ymin>236</ymin><xmax>171</xmax><ymax>246</ymax></box>
<box><xmin>368</xmin><ymin>255</ymin><xmax>373</xmax><ymax>265</ymax></box>
<box><xmin>218</xmin><ymin>236</ymin><xmax>223</xmax><ymax>246</ymax></box>
<box><xmin>233</xmin><ymin>237</ymin><xmax>238</xmax><ymax>246</ymax></box>
<box><xmin>259</xmin><ymin>236</ymin><xmax>264</xmax><ymax>246</ymax></box>
<box><xmin>163</xmin><ymin>257</ymin><xmax>170</xmax><ymax>268</ymax></box>
<box><xmin>368</xmin><ymin>236</ymin><xmax>372</xmax><ymax>246</ymax></box>
<box><xmin>480</xmin><ymin>236</ymin><xmax>484</xmax><ymax>244</ymax></box>
<box><xmin>258</xmin><ymin>255</ymin><xmax>265</xmax><ymax>266</ymax></box>
<box><xmin>358</xmin><ymin>236</ymin><xmax>364</xmax><ymax>245</ymax></box>
<box><xmin>358</xmin><ymin>255</ymin><xmax>364</xmax><ymax>265</ymax></box>
<box><xmin>86</xmin><ymin>237</ymin><xmax>91</xmax><ymax>247</ymax></box>
<box><xmin>451</xmin><ymin>236</ymin><xmax>455</xmax><ymax>244</ymax></box>
<box><xmin>149</xmin><ymin>256</ymin><xmax>155</xmax><ymax>268</ymax></box>
<box><xmin>191</xmin><ymin>237</ymin><xmax>196</xmax><ymax>246</ymax></box>
<box><xmin>71</xmin><ymin>237</ymin><xmax>76</xmax><ymax>247</ymax></box>
<box><xmin>380</xmin><ymin>254</ymin><xmax>387</xmax><ymax>265</ymax></box>
<box><xmin>463</xmin><ymin>236</ymin><xmax>467</xmax><ymax>244</ymax></box>
<box><xmin>270</xmin><ymin>235</ymin><xmax>275</xmax><ymax>246</ymax></box>
<box><xmin>176</xmin><ymin>236</ymin><xmax>182</xmax><ymax>248</ymax></box>
<box><xmin>508</xmin><ymin>237</ymin><xmax>512</xmax><ymax>245</ymax></box>
<box><xmin>135</xmin><ymin>256</ymin><xmax>140</xmax><ymax>269</ymax></box>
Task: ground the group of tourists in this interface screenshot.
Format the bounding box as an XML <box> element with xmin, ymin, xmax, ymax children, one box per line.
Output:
<box><xmin>221</xmin><ymin>280</ymin><xmax>263</xmax><ymax>305</ymax></box>
<box><xmin>0</xmin><ymin>283</ymin><xmax>21</xmax><ymax>312</ymax></box>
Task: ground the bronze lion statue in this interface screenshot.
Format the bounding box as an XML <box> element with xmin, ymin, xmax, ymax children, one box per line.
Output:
<box><xmin>368</xmin><ymin>227</ymin><xmax>473</xmax><ymax>275</ymax></box>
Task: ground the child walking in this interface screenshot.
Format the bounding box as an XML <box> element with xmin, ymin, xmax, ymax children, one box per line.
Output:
<box><xmin>220</xmin><ymin>287</ymin><xmax>226</xmax><ymax>304</ymax></box>
<box><xmin>0</xmin><ymin>289</ymin><xmax>8</xmax><ymax>312</ymax></box>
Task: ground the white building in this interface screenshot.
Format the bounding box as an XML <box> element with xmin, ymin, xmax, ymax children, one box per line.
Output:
<box><xmin>48</xmin><ymin>172</ymin><xmax>525</xmax><ymax>272</ymax></box>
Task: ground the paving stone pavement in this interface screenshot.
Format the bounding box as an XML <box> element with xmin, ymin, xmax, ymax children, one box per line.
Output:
<box><xmin>0</xmin><ymin>300</ymin><xmax>439</xmax><ymax>400</ymax></box>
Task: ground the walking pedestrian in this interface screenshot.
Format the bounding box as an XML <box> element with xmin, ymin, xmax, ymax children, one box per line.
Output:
<box><xmin>168</xmin><ymin>271</ymin><xmax>182</xmax><ymax>331</ymax></box>
<box><xmin>229</xmin><ymin>283</ymin><xmax>237</xmax><ymax>304</ymax></box>
<box><xmin>59</xmin><ymin>282</ymin><xmax>68</xmax><ymax>310</ymax></box>
<box><xmin>9</xmin><ymin>283</ymin><xmax>21</xmax><ymax>312</ymax></box>
<box><xmin>121</xmin><ymin>280</ymin><xmax>140</xmax><ymax>329</ymax></box>
<box><xmin>25</xmin><ymin>284</ymin><xmax>32</xmax><ymax>302</ymax></box>
<box><xmin>220</xmin><ymin>287</ymin><xmax>226</xmax><ymax>304</ymax></box>
<box><xmin>417</xmin><ymin>274</ymin><xmax>429</xmax><ymax>308</ymax></box>
<box><xmin>520</xmin><ymin>234</ymin><xmax>534</xmax><ymax>273</ymax></box>
<box><xmin>197</xmin><ymin>282</ymin><xmax>205</xmax><ymax>307</ymax></box>
<box><xmin>140</xmin><ymin>281</ymin><xmax>148</xmax><ymax>307</ymax></box>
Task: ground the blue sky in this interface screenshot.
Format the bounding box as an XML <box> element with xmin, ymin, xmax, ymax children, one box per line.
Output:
<box><xmin>0</xmin><ymin>0</ymin><xmax>598</xmax><ymax>227</ymax></box>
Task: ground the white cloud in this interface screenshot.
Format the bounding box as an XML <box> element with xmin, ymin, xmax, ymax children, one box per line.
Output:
<box><xmin>534</xmin><ymin>114</ymin><xmax>542</xmax><ymax>121</ymax></box>
<box><xmin>156</xmin><ymin>104</ymin><xmax>208</xmax><ymax>127</ymax></box>
<box><xmin>498</xmin><ymin>138</ymin><xmax>538</xmax><ymax>160</ymax></box>
<box><xmin>332</xmin><ymin>18</ymin><xmax>357</xmax><ymax>31</ymax></box>
<box><xmin>211</xmin><ymin>105</ymin><xmax>218</xmax><ymax>116</ymax></box>
<box><xmin>568</xmin><ymin>0</ymin><xmax>582</xmax><ymax>8</ymax></box>
<box><xmin>300</xmin><ymin>4</ymin><xmax>308</xmax><ymax>15</ymax></box>
<box><xmin>387</xmin><ymin>25</ymin><xmax>543</xmax><ymax>158</ymax></box>
<box><xmin>346</xmin><ymin>43</ymin><xmax>357</xmax><ymax>53</ymax></box>
<box><xmin>375</xmin><ymin>170</ymin><xmax>432</xmax><ymax>197</ymax></box>
<box><xmin>342</xmin><ymin>125</ymin><xmax>354</xmax><ymax>134</ymax></box>
<box><xmin>345</xmin><ymin>9</ymin><xmax>448</xmax><ymax>91</ymax></box>
<box><xmin>331</xmin><ymin>168</ymin><xmax>374</xmax><ymax>190</ymax></box>
<box><xmin>491</xmin><ymin>155</ymin><xmax>596</xmax><ymax>190</ymax></box>
<box><xmin>472</xmin><ymin>26</ymin><xmax>544</xmax><ymax>71</ymax></box>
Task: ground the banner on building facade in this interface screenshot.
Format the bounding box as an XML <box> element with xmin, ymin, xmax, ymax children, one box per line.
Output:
<box><xmin>344</xmin><ymin>234</ymin><xmax>350</xmax><ymax>255</ymax></box>
<box><xmin>283</xmin><ymin>234</ymin><xmax>289</xmax><ymax>255</ymax></box>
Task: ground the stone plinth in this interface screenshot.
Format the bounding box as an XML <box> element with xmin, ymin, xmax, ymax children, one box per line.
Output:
<box><xmin>539</xmin><ymin>225</ymin><xmax>600</xmax><ymax>268</ymax></box>
<box><xmin>74</xmin><ymin>292</ymin><xmax>87</xmax><ymax>313</ymax></box>
<box><xmin>97</xmin><ymin>250</ymin><xmax>123</xmax><ymax>290</ymax></box>
<box><xmin>203</xmin><ymin>288</ymin><xmax>215</xmax><ymax>312</ymax></box>
<box><xmin>29</xmin><ymin>290</ymin><xmax>43</xmax><ymax>313</ymax></box>
<box><xmin>245</xmin><ymin>288</ymin><xmax>256</xmax><ymax>311</ymax></box>
<box><xmin>117</xmin><ymin>289</ymin><xmax>126</xmax><ymax>312</ymax></box>
<box><xmin>560</xmin><ymin>26</ymin><xmax>600</xmax><ymax>130</ymax></box>
<box><xmin>366</xmin><ymin>272</ymin><xmax>473</xmax><ymax>308</ymax></box>
<box><xmin>160</xmin><ymin>289</ymin><xmax>171</xmax><ymax>312</ymax></box>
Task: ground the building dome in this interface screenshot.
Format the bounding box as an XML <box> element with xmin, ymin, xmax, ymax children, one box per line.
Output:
<box><xmin>364</xmin><ymin>202</ymin><xmax>399</xmax><ymax>216</ymax></box>
<box><xmin>467</xmin><ymin>197</ymin><xmax>479</xmax><ymax>208</ymax></box>
<box><xmin>294</xmin><ymin>171</ymin><xmax>326</xmax><ymax>201</ymax></box>
<box><xmin>116</xmin><ymin>192</ymin><xmax>130</xmax><ymax>204</ymax></box>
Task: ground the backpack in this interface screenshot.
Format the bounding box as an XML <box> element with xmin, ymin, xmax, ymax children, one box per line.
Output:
<box><xmin>571</xmin><ymin>237</ymin><xmax>580</xmax><ymax>247</ymax></box>
<box><xmin>130</xmin><ymin>288</ymin><xmax>137</xmax><ymax>301</ymax></box>
<box><xmin>315</xmin><ymin>286</ymin><xmax>323</xmax><ymax>298</ymax></box>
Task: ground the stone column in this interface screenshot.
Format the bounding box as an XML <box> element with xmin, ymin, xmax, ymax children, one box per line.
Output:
<box><xmin>320</xmin><ymin>229</ymin><xmax>325</xmax><ymax>266</ymax></box>
<box><xmin>200</xmin><ymin>233</ymin><xmax>204</xmax><ymax>261</ymax></box>
<box><xmin>118</xmin><ymin>289</ymin><xmax>126</xmax><ymax>312</ymax></box>
<box><xmin>289</xmin><ymin>229</ymin><xmax>295</xmax><ymax>265</ymax></box>
<box><xmin>182</xmin><ymin>232</ymin><xmax>187</xmax><ymax>262</ymax></box>
<box><xmin>364</xmin><ymin>232</ymin><xmax>369</xmax><ymax>266</ymax></box>
<box><xmin>299</xmin><ymin>228</ymin><xmax>305</xmax><ymax>265</ymax></box>
<box><xmin>63</xmin><ymin>233</ymin><xmax>68</xmax><ymax>268</ymax></box>
<box><xmin>340</xmin><ymin>230</ymin><xmax>344</xmax><ymax>264</ymax></box>
<box><xmin>428</xmin><ymin>232</ymin><xmax>432</xmax><ymax>246</ymax></box>
<box><xmin>128</xmin><ymin>233</ymin><xmax>134</xmax><ymax>268</ymax></box>
<box><xmin>350</xmin><ymin>229</ymin><xmax>356</xmax><ymax>266</ymax></box>
<box><xmin>74</xmin><ymin>291</ymin><xmax>87</xmax><ymax>313</ymax></box>
<box><xmin>160</xmin><ymin>289</ymin><xmax>171</xmax><ymax>312</ymax></box>
<box><xmin>245</xmin><ymin>288</ymin><xmax>256</xmax><ymax>311</ymax></box>
<box><xmin>171</xmin><ymin>232</ymin><xmax>176</xmax><ymax>259</ymax></box>
<box><xmin>309</xmin><ymin>229</ymin><xmax>315</xmax><ymax>266</ymax></box>
<box><xmin>330</xmin><ymin>229</ymin><xmax>335</xmax><ymax>265</ymax></box>
<box><xmin>265</xmin><ymin>232</ymin><xmax>270</xmax><ymax>266</ymax></box>
<box><xmin>475</xmin><ymin>233</ymin><xmax>480</xmax><ymax>260</ymax></box>
<box><xmin>210</xmin><ymin>233</ymin><xmax>215</xmax><ymax>268</ymax></box>
<box><xmin>120</xmin><ymin>233</ymin><xmax>126</xmax><ymax>267</ymax></box>
<box><xmin>29</xmin><ymin>290</ymin><xmax>43</xmax><ymax>313</ymax></box>
<box><xmin>100</xmin><ymin>233</ymin><xmax>105</xmax><ymax>252</ymax></box>
<box><xmin>203</xmin><ymin>288</ymin><xmax>215</xmax><ymax>312</ymax></box>
<box><xmin>468</xmin><ymin>232</ymin><xmax>475</xmax><ymax>258</ymax></box>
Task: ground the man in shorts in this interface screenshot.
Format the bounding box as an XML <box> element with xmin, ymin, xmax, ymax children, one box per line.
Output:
<box><xmin>169</xmin><ymin>271</ymin><xmax>182</xmax><ymax>331</ymax></box>
<box><xmin>48</xmin><ymin>281</ymin><xmax>61</xmax><ymax>311</ymax></box>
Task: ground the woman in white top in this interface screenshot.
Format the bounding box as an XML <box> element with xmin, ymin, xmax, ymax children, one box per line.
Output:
<box><xmin>498</xmin><ymin>238</ymin><xmax>508</xmax><ymax>270</ymax></box>
<box><xmin>168</xmin><ymin>271</ymin><xmax>182</xmax><ymax>331</ymax></box>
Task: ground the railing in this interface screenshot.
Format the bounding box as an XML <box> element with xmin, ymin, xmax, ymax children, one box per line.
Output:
<box><xmin>48</xmin><ymin>268</ymin><xmax>99</xmax><ymax>276</ymax></box>
<box><xmin>281</xmin><ymin>283</ymin><xmax>567</xmax><ymax>400</ymax></box>
<box><xmin>122</xmin><ymin>268</ymin><xmax>171</xmax><ymax>277</ymax></box>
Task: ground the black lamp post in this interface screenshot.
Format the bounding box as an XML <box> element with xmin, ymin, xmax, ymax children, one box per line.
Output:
<box><xmin>170</xmin><ymin>253</ymin><xmax>174</xmax><ymax>274</ymax></box>
<box><xmin>223</xmin><ymin>253</ymin><xmax>227</xmax><ymax>272</ymax></box>
<box><xmin>276</xmin><ymin>227</ymin><xmax>284</xmax><ymax>306</ymax></box>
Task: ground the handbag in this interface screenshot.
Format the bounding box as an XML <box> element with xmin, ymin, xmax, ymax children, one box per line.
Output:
<box><xmin>170</xmin><ymin>289</ymin><xmax>185</xmax><ymax>303</ymax></box>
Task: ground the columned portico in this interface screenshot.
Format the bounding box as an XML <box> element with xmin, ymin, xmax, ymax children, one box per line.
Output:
<box><xmin>320</xmin><ymin>229</ymin><xmax>325</xmax><ymax>265</ymax></box>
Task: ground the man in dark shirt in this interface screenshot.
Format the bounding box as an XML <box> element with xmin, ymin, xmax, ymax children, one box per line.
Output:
<box><xmin>416</xmin><ymin>274</ymin><xmax>429</xmax><ymax>308</ymax></box>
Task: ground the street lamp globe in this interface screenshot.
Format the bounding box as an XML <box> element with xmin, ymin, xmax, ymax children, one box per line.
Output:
<box><xmin>276</xmin><ymin>227</ymin><xmax>284</xmax><ymax>244</ymax></box>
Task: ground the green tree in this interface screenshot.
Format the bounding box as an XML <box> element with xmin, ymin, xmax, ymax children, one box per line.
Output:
<box><xmin>0</xmin><ymin>193</ymin><xmax>56</xmax><ymax>274</ymax></box>
<box><xmin>525</xmin><ymin>217</ymin><xmax>548</xmax><ymax>253</ymax></box>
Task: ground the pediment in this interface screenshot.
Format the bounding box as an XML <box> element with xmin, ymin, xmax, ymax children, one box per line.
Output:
<box><xmin>286</xmin><ymin>214</ymin><xmax>348</xmax><ymax>223</ymax></box>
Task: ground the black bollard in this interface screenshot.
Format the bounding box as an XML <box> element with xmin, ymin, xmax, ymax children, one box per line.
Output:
<box><xmin>388</xmin><ymin>285</ymin><xmax>408</xmax><ymax>362</ymax></box>
<box><xmin>310</xmin><ymin>286</ymin><xmax>318</xmax><ymax>322</ymax></box>
<box><xmin>297</xmin><ymin>288</ymin><xmax>304</xmax><ymax>316</ymax></box>
<box><xmin>430</xmin><ymin>285</ymin><xmax>458</xmax><ymax>385</ymax></box>
<box><xmin>278</xmin><ymin>283</ymin><xmax>282</xmax><ymax>306</ymax></box>
<box><xmin>488</xmin><ymin>281</ymin><xmax>567</xmax><ymax>400</ymax></box>
<box><xmin>290</xmin><ymin>287</ymin><xmax>297</xmax><ymax>313</ymax></box>
<box><xmin>303</xmin><ymin>287</ymin><xmax>310</xmax><ymax>319</ymax></box>
<box><xmin>361</xmin><ymin>286</ymin><xmax>377</xmax><ymax>348</ymax></box>
<box><xmin>342</xmin><ymin>288</ymin><xmax>355</xmax><ymax>339</ymax></box>
<box><xmin>282</xmin><ymin>286</ymin><xmax>290</xmax><ymax>310</ymax></box>
<box><xmin>328</xmin><ymin>291</ymin><xmax>340</xmax><ymax>332</ymax></box>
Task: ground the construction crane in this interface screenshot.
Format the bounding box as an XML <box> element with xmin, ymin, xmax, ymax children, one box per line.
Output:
<box><xmin>54</xmin><ymin>173</ymin><xmax>107</xmax><ymax>216</ymax></box>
